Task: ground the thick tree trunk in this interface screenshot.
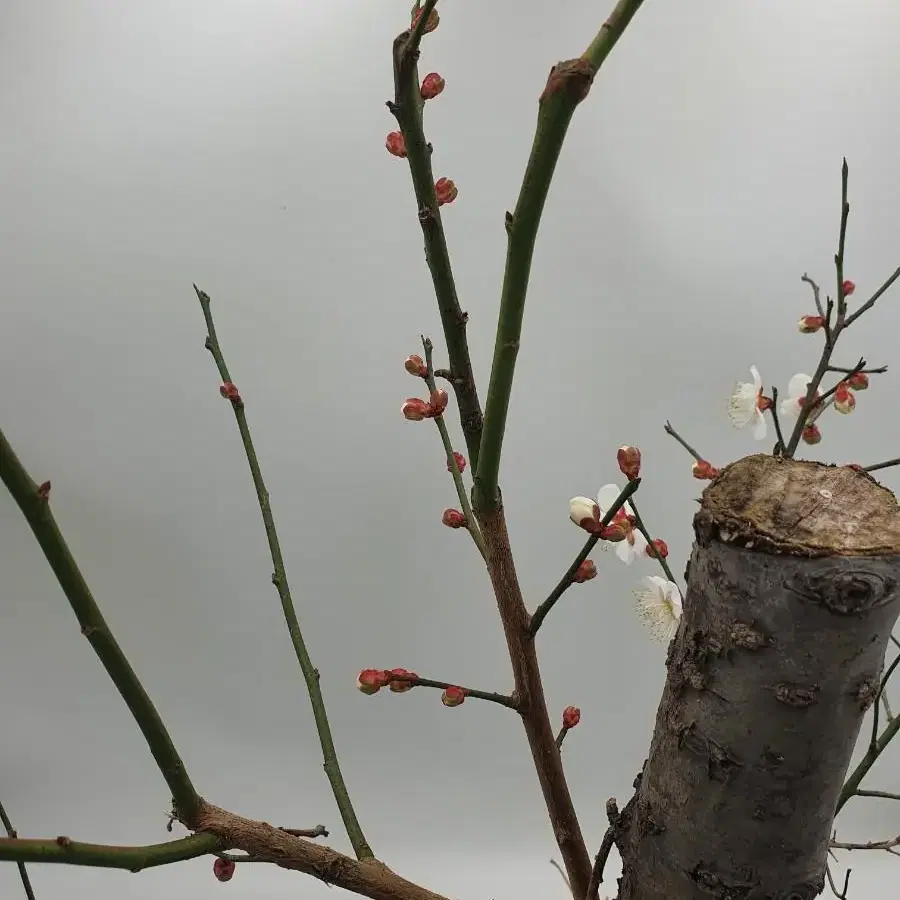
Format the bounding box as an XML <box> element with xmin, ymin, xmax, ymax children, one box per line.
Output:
<box><xmin>615</xmin><ymin>454</ymin><xmax>900</xmax><ymax>900</ymax></box>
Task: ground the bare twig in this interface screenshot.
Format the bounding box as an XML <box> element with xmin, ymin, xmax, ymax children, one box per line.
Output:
<box><xmin>585</xmin><ymin>826</ymin><xmax>616</xmax><ymax>900</ymax></box>
<box><xmin>863</xmin><ymin>457</ymin><xmax>900</xmax><ymax>474</ymax></box>
<box><xmin>853</xmin><ymin>790</ymin><xmax>900</xmax><ymax>802</ymax></box>
<box><xmin>627</xmin><ymin>496</ymin><xmax>677</xmax><ymax>585</ymax></box>
<box><xmin>0</xmin><ymin>800</ymin><xmax>36</xmax><ymax>900</ymax></box>
<box><xmin>843</xmin><ymin>264</ymin><xmax>900</xmax><ymax>327</ymax></box>
<box><xmin>374</xmin><ymin>672</ymin><xmax>518</xmax><ymax>710</ymax></box>
<box><xmin>825</xmin><ymin>863</ymin><xmax>852</xmax><ymax>899</ymax></box>
<box><xmin>663</xmin><ymin>421</ymin><xmax>704</xmax><ymax>463</ymax></box>
<box><xmin>193</xmin><ymin>285</ymin><xmax>371</xmax><ymax>860</ymax></box>
<box><xmin>831</xmin><ymin>833</ymin><xmax>900</xmax><ymax>853</ymax></box>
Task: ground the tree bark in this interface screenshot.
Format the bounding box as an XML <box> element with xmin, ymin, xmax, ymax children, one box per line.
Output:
<box><xmin>615</xmin><ymin>454</ymin><xmax>900</xmax><ymax>900</ymax></box>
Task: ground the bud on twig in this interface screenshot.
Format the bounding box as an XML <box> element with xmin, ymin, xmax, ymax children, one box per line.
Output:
<box><xmin>562</xmin><ymin>706</ymin><xmax>581</xmax><ymax>729</ymax></box>
<box><xmin>441</xmin><ymin>685</ymin><xmax>466</xmax><ymax>707</ymax></box>
<box><xmin>692</xmin><ymin>459</ymin><xmax>719</xmax><ymax>480</ymax></box>
<box><xmin>569</xmin><ymin>497</ymin><xmax>602</xmax><ymax>533</ymax></box>
<box><xmin>219</xmin><ymin>381</ymin><xmax>242</xmax><ymax>404</ymax></box>
<box><xmin>404</xmin><ymin>354</ymin><xmax>427</xmax><ymax>377</ymax></box>
<box><xmin>647</xmin><ymin>538</ymin><xmax>669</xmax><ymax>560</ymax></box>
<box><xmin>387</xmin><ymin>668</ymin><xmax>418</xmax><ymax>693</ymax></box>
<box><xmin>572</xmin><ymin>559</ymin><xmax>597</xmax><ymax>583</ymax></box>
<box><xmin>402</xmin><ymin>398</ymin><xmax>431</xmax><ymax>421</ymax></box>
<box><xmin>411</xmin><ymin>5</ymin><xmax>439</xmax><ymax>34</ymax></box>
<box><xmin>428</xmin><ymin>388</ymin><xmax>449</xmax><ymax>416</ymax></box>
<box><xmin>385</xmin><ymin>131</ymin><xmax>407</xmax><ymax>158</ymax></box>
<box><xmin>802</xmin><ymin>424</ymin><xmax>822</xmax><ymax>445</ymax></box>
<box><xmin>848</xmin><ymin>371</ymin><xmax>869</xmax><ymax>390</ymax></box>
<box><xmin>842</xmin><ymin>279</ymin><xmax>856</xmax><ymax>297</ymax></box>
<box><xmin>434</xmin><ymin>178</ymin><xmax>457</xmax><ymax>207</ymax></box>
<box><xmin>834</xmin><ymin>382</ymin><xmax>856</xmax><ymax>415</ymax></box>
<box><xmin>213</xmin><ymin>858</ymin><xmax>236</xmax><ymax>882</ymax></box>
<box><xmin>797</xmin><ymin>315</ymin><xmax>825</xmax><ymax>334</ymax></box>
<box><xmin>420</xmin><ymin>73</ymin><xmax>445</xmax><ymax>100</ymax></box>
<box><xmin>616</xmin><ymin>445</ymin><xmax>642</xmax><ymax>481</ymax></box>
<box><xmin>447</xmin><ymin>451</ymin><xmax>467</xmax><ymax>474</ymax></box>
<box><xmin>357</xmin><ymin>669</ymin><xmax>389</xmax><ymax>695</ymax></box>
<box><xmin>442</xmin><ymin>508</ymin><xmax>466</xmax><ymax>529</ymax></box>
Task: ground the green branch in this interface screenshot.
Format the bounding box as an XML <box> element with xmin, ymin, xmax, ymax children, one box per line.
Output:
<box><xmin>390</xmin><ymin>0</ymin><xmax>484</xmax><ymax>468</ymax></box>
<box><xmin>0</xmin><ymin>833</ymin><xmax>220</xmax><ymax>871</ymax></box>
<box><xmin>0</xmin><ymin>428</ymin><xmax>200</xmax><ymax>823</ymax></box>
<box><xmin>474</xmin><ymin>0</ymin><xmax>648</xmax><ymax>512</ymax></box>
<box><xmin>192</xmin><ymin>286</ymin><xmax>372</xmax><ymax>861</ymax></box>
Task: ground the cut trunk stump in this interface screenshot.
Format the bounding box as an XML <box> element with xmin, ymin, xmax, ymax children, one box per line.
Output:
<box><xmin>615</xmin><ymin>453</ymin><xmax>900</xmax><ymax>900</ymax></box>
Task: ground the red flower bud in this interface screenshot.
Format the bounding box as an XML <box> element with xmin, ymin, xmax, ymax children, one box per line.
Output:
<box><xmin>37</xmin><ymin>480</ymin><xmax>52</xmax><ymax>501</ymax></box>
<box><xmin>402</xmin><ymin>398</ymin><xmax>430</xmax><ymax>421</ymax></box>
<box><xmin>428</xmin><ymin>388</ymin><xmax>449</xmax><ymax>416</ymax></box>
<box><xmin>847</xmin><ymin>463</ymin><xmax>864</xmax><ymax>472</ymax></box>
<box><xmin>213</xmin><ymin>858</ymin><xmax>236</xmax><ymax>882</ymax></box>
<box><xmin>834</xmin><ymin>382</ymin><xmax>856</xmax><ymax>415</ymax></box>
<box><xmin>848</xmin><ymin>372</ymin><xmax>869</xmax><ymax>391</ymax></box>
<box><xmin>647</xmin><ymin>538</ymin><xmax>669</xmax><ymax>559</ymax></box>
<box><xmin>797</xmin><ymin>314</ymin><xmax>825</xmax><ymax>334</ymax></box>
<box><xmin>599</xmin><ymin>522</ymin><xmax>627</xmax><ymax>542</ymax></box>
<box><xmin>387</xmin><ymin>667</ymin><xmax>418</xmax><ymax>693</ymax></box>
<box><xmin>842</xmin><ymin>279</ymin><xmax>856</xmax><ymax>297</ymax></box>
<box><xmin>219</xmin><ymin>381</ymin><xmax>242</xmax><ymax>404</ymax></box>
<box><xmin>385</xmin><ymin>131</ymin><xmax>407</xmax><ymax>158</ymax></box>
<box><xmin>411</xmin><ymin>5</ymin><xmax>439</xmax><ymax>33</ymax></box>
<box><xmin>404</xmin><ymin>354</ymin><xmax>427</xmax><ymax>377</ymax></box>
<box><xmin>442</xmin><ymin>508</ymin><xmax>466</xmax><ymax>529</ymax></box>
<box><xmin>447</xmin><ymin>451</ymin><xmax>467</xmax><ymax>474</ymax></box>
<box><xmin>692</xmin><ymin>459</ymin><xmax>719</xmax><ymax>480</ymax></box>
<box><xmin>802</xmin><ymin>424</ymin><xmax>822</xmax><ymax>445</ymax></box>
<box><xmin>434</xmin><ymin>177</ymin><xmax>457</xmax><ymax>207</ymax></box>
<box><xmin>572</xmin><ymin>559</ymin><xmax>597</xmax><ymax>583</ymax></box>
<box><xmin>420</xmin><ymin>73</ymin><xmax>445</xmax><ymax>100</ymax></box>
<box><xmin>441</xmin><ymin>685</ymin><xmax>466</xmax><ymax>707</ymax></box>
<box><xmin>562</xmin><ymin>706</ymin><xmax>581</xmax><ymax>729</ymax></box>
<box><xmin>616</xmin><ymin>445</ymin><xmax>642</xmax><ymax>481</ymax></box>
<box><xmin>357</xmin><ymin>668</ymin><xmax>389</xmax><ymax>695</ymax></box>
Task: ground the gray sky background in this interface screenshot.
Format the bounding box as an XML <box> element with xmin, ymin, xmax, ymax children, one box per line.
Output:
<box><xmin>2</xmin><ymin>1</ymin><xmax>900</xmax><ymax>897</ymax></box>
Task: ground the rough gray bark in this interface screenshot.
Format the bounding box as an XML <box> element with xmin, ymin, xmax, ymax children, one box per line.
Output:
<box><xmin>615</xmin><ymin>454</ymin><xmax>900</xmax><ymax>900</ymax></box>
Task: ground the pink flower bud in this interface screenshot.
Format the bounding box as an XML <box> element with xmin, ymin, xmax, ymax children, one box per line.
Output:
<box><xmin>834</xmin><ymin>382</ymin><xmax>856</xmax><ymax>414</ymax></box>
<box><xmin>797</xmin><ymin>315</ymin><xmax>825</xmax><ymax>334</ymax></box>
<box><xmin>562</xmin><ymin>706</ymin><xmax>581</xmax><ymax>729</ymax></box>
<box><xmin>569</xmin><ymin>497</ymin><xmax>601</xmax><ymax>533</ymax></box>
<box><xmin>435</xmin><ymin>177</ymin><xmax>458</xmax><ymax>206</ymax></box>
<box><xmin>616</xmin><ymin>445</ymin><xmax>642</xmax><ymax>481</ymax></box>
<box><xmin>692</xmin><ymin>460</ymin><xmax>719</xmax><ymax>480</ymax></box>
<box><xmin>847</xmin><ymin>463</ymin><xmax>864</xmax><ymax>472</ymax></box>
<box><xmin>37</xmin><ymin>480</ymin><xmax>52</xmax><ymax>501</ymax></box>
<box><xmin>428</xmin><ymin>388</ymin><xmax>449</xmax><ymax>416</ymax></box>
<box><xmin>357</xmin><ymin>668</ymin><xmax>389</xmax><ymax>695</ymax></box>
<box><xmin>848</xmin><ymin>372</ymin><xmax>869</xmax><ymax>390</ymax></box>
<box><xmin>402</xmin><ymin>398</ymin><xmax>430</xmax><ymax>421</ymax></box>
<box><xmin>442</xmin><ymin>508</ymin><xmax>466</xmax><ymax>529</ymax></box>
<box><xmin>213</xmin><ymin>858</ymin><xmax>236</xmax><ymax>882</ymax></box>
<box><xmin>572</xmin><ymin>559</ymin><xmax>597</xmax><ymax>583</ymax></box>
<box><xmin>647</xmin><ymin>538</ymin><xmax>669</xmax><ymax>559</ymax></box>
<box><xmin>447</xmin><ymin>451</ymin><xmax>467</xmax><ymax>474</ymax></box>
<box><xmin>441</xmin><ymin>685</ymin><xmax>466</xmax><ymax>707</ymax></box>
<box><xmin>404</xmin><ymin>354</ymin><xmax>427</xmax><ymax>377</ymax></box>
<box><xmin>842</xmin><ymin>279</ymin><xmax>856</xmax><ymax>297</ymax></box>
<box><xmin>385</xmin><ymin>131</ymin><xmax>407</xmax><ymax>158</ymax></box>
<box><xmin>387</xmin><ymin>668</ymin><xmax>418</xmax><ymax>693</ymax></box>
<box><xmin>599</xmin><ymin>519</ymin><xmax>628</xmax><ymax>542</ymax></box>
<box><xmin>802</xmin><ymin>424</ymin><xmax>822</xmax><ymax>445</ymax></box>
<box><xmin>411</xmin><ymin>5</ymin><xmax>439</xmax><ymax>33</ymax></box>
<box><xmin>421</xmin><ymin>73</ymin><xmax>445</xmax><ymax>100</ymax></box>
<box><xmin>219</xmin><ymin>381</ymin><xmax>242</xmax><ymax>404</ymax></box>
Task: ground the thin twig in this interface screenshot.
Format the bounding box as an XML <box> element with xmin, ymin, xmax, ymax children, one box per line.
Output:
<box><xmin>802</xmin><ymin>272</ymin><xmax>826</xmax><ymax>321</ymax></box>
<box><xmin>377</xmin><ymin>672</ymin><xmax>518</xmax><ymax>710</ymax></box>
<box><xmin>831</xmin><ymin>833</ymin><xmax>900</xmax><ymax>853</ymax></box>
<box><xmin>421</xmin><ymin>336</ymin><xmax>486</xmax><ymax>559</ymax></box>
<box><xmin>827</xmin><ymin>364</ymin><xmax>888</xmax><ymax>375</ymax></box>
<box><xmin>627</xmin><ymin>496</ymin><xmax>677</xmax><ymax>585</ymax></box>
<box><xmin>529</xmin><ymin>480</ymin><xmax>641</xmax><ymax>635</ymax></box>
<box><xmin>825</xmin><ymin>863</ymin><xmax>852</xmax><ymax>899</ymax></box>
<box><xmin>869</xmin><ymin>651</ymin><xmax>900</xmax><ymax>755</ymax></box>
<box><xmin>585</xmin><ymin>826</ymin><xmax>616</xmax><ymax>900</ymax></box>
<box><xmin>663</xmin><ymin>421</ymin><xmax>703</xmax><ymax>463</ymax></box>
<box><xmin>193</xmin><ymin>285</ymin><xmax>372</xmax><ymax>860</ymax></box>
<box><xmin>844</xmin><ymin>264</ymin><xmax>900</xmax><ymax>327</ymax></box>
<box><xmin>0</xmin><ymin>800</ymin><xmax>36</xmax><ymax>900</ymax></box>
<box><xmin>863</xmin><ymin>457</ymin><xmax>900</xmax><ymax>474</ymax></box>
<box><xmin>854</xmin><ymin>789</ymin><xmax>900</xmax><ymax>801</ymax></box>
<box><xmin>769</xmin><ymin>386</ymin><xmax>787</xmax><ymax>456</ymax></box>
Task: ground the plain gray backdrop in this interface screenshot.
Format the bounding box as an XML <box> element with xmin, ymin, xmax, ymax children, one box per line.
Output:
<box><xmin>2</xmin><ymin>1</ymin><xmax>899</xmax><ymax>897</ymax></box>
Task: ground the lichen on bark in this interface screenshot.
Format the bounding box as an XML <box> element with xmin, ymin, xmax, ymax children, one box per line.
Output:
<box><xmin>615</xmin><ymin>454</ymin><xmax>900</xmax><ymax>900</ymax></box>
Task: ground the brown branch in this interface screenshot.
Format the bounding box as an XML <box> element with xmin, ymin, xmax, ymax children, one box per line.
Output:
<box><xmin>843</xmin><ymin>264</ymin><xmax>900</xmax><ymax>327</ymax></box>
<box><xmin>831</xmin><ymin>833</ymin><xmax>900</xmax><ymax>853</ymax></box>
<box><xmin>373</xmin><ymin>672</ymin><xmax>518</xmax><ymax>710</ymax></box>
<box><xmin>863</xmin><ymin>457</ymin><xmax>900</xmax><ymax>474</ymax></box>
<box><xmin>479</xmin><ymin>502</ymin><xmax>592</xmax><ymax>899</ymax></box>
<box><xmin>585</xmin><ymin>824</ymin><xmax>616</xmax><ymax>900</ymax></box>
<box><xmin>854</xmin><ymin>789</ymin><xmax>900</xmax><ymax>801</ymax></box>
<box><xmin>825</xmin><ymin>863</ymin><xmax>852</xmax><ymax>900</ymax></box>
<box><xmin>0</xmin><ymin>800</ymin><xmax>36</xmax><ymax>900</ymax></box>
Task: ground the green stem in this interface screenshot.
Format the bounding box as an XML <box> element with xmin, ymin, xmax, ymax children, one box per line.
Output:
<box><xmin>837</xmin><ymin>711</ymin><xmax>900</xmax><ymax>814</ymax></box>
<box><xmin>0</xmin><ymin>834</ymin><xmax>220</xmax><ymax>871</ymax></box>
<box><xmin>192</xmin><ymin>287</ymin><xmax>371</xmax><ymax>860</ymax></box>
<box><xmin>474</xmin><ymin>0</ymin><xmax>648</xmax><ymax>512</ymax></box>
<box><xmin>0</xmin><ymin>428</ymin><xmax>200</xmax><ymax>823</ymax></box>
<box><xmin>391</xmin><ymin>2</ymin><xmax>484</xmax><ymax>468</ymax></box>
<box><xmin>0</xmin><ymin>800</ymin><xmax>36</xmax><ymax>900</ymax></box>
<box><xmin>421</xmin><ymin>337</ymin><xmax>486</xmax><ymax>560</ymax></box>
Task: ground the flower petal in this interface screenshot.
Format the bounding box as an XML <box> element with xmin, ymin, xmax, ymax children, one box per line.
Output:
<box><xmin>787</xmin><ymin>373</ymin><xmax>813</xmax><ymax>400</ymax></box>
<box><xmin>633</xmin><ymin>577</ymin><xmax>682</xmax><ymax>643</ymax></box>
<box><xmin>596</xmin><ymin>483</ymin><xmax>623</xmax><ymax>511</ymax></box>
<box><xmin>751</xmin><ymin>410</ymin><xmax>768</xmax><ymax>440</ymax></box>
<box><xmin>728</xmin><ymin>383</ymin><xmax>758</xmax><ymax>428</ymax></box>
<box><xmin>749</xmin><ymin>365</ymin><xmax>762</xmax><ymax>392</ymax></box>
